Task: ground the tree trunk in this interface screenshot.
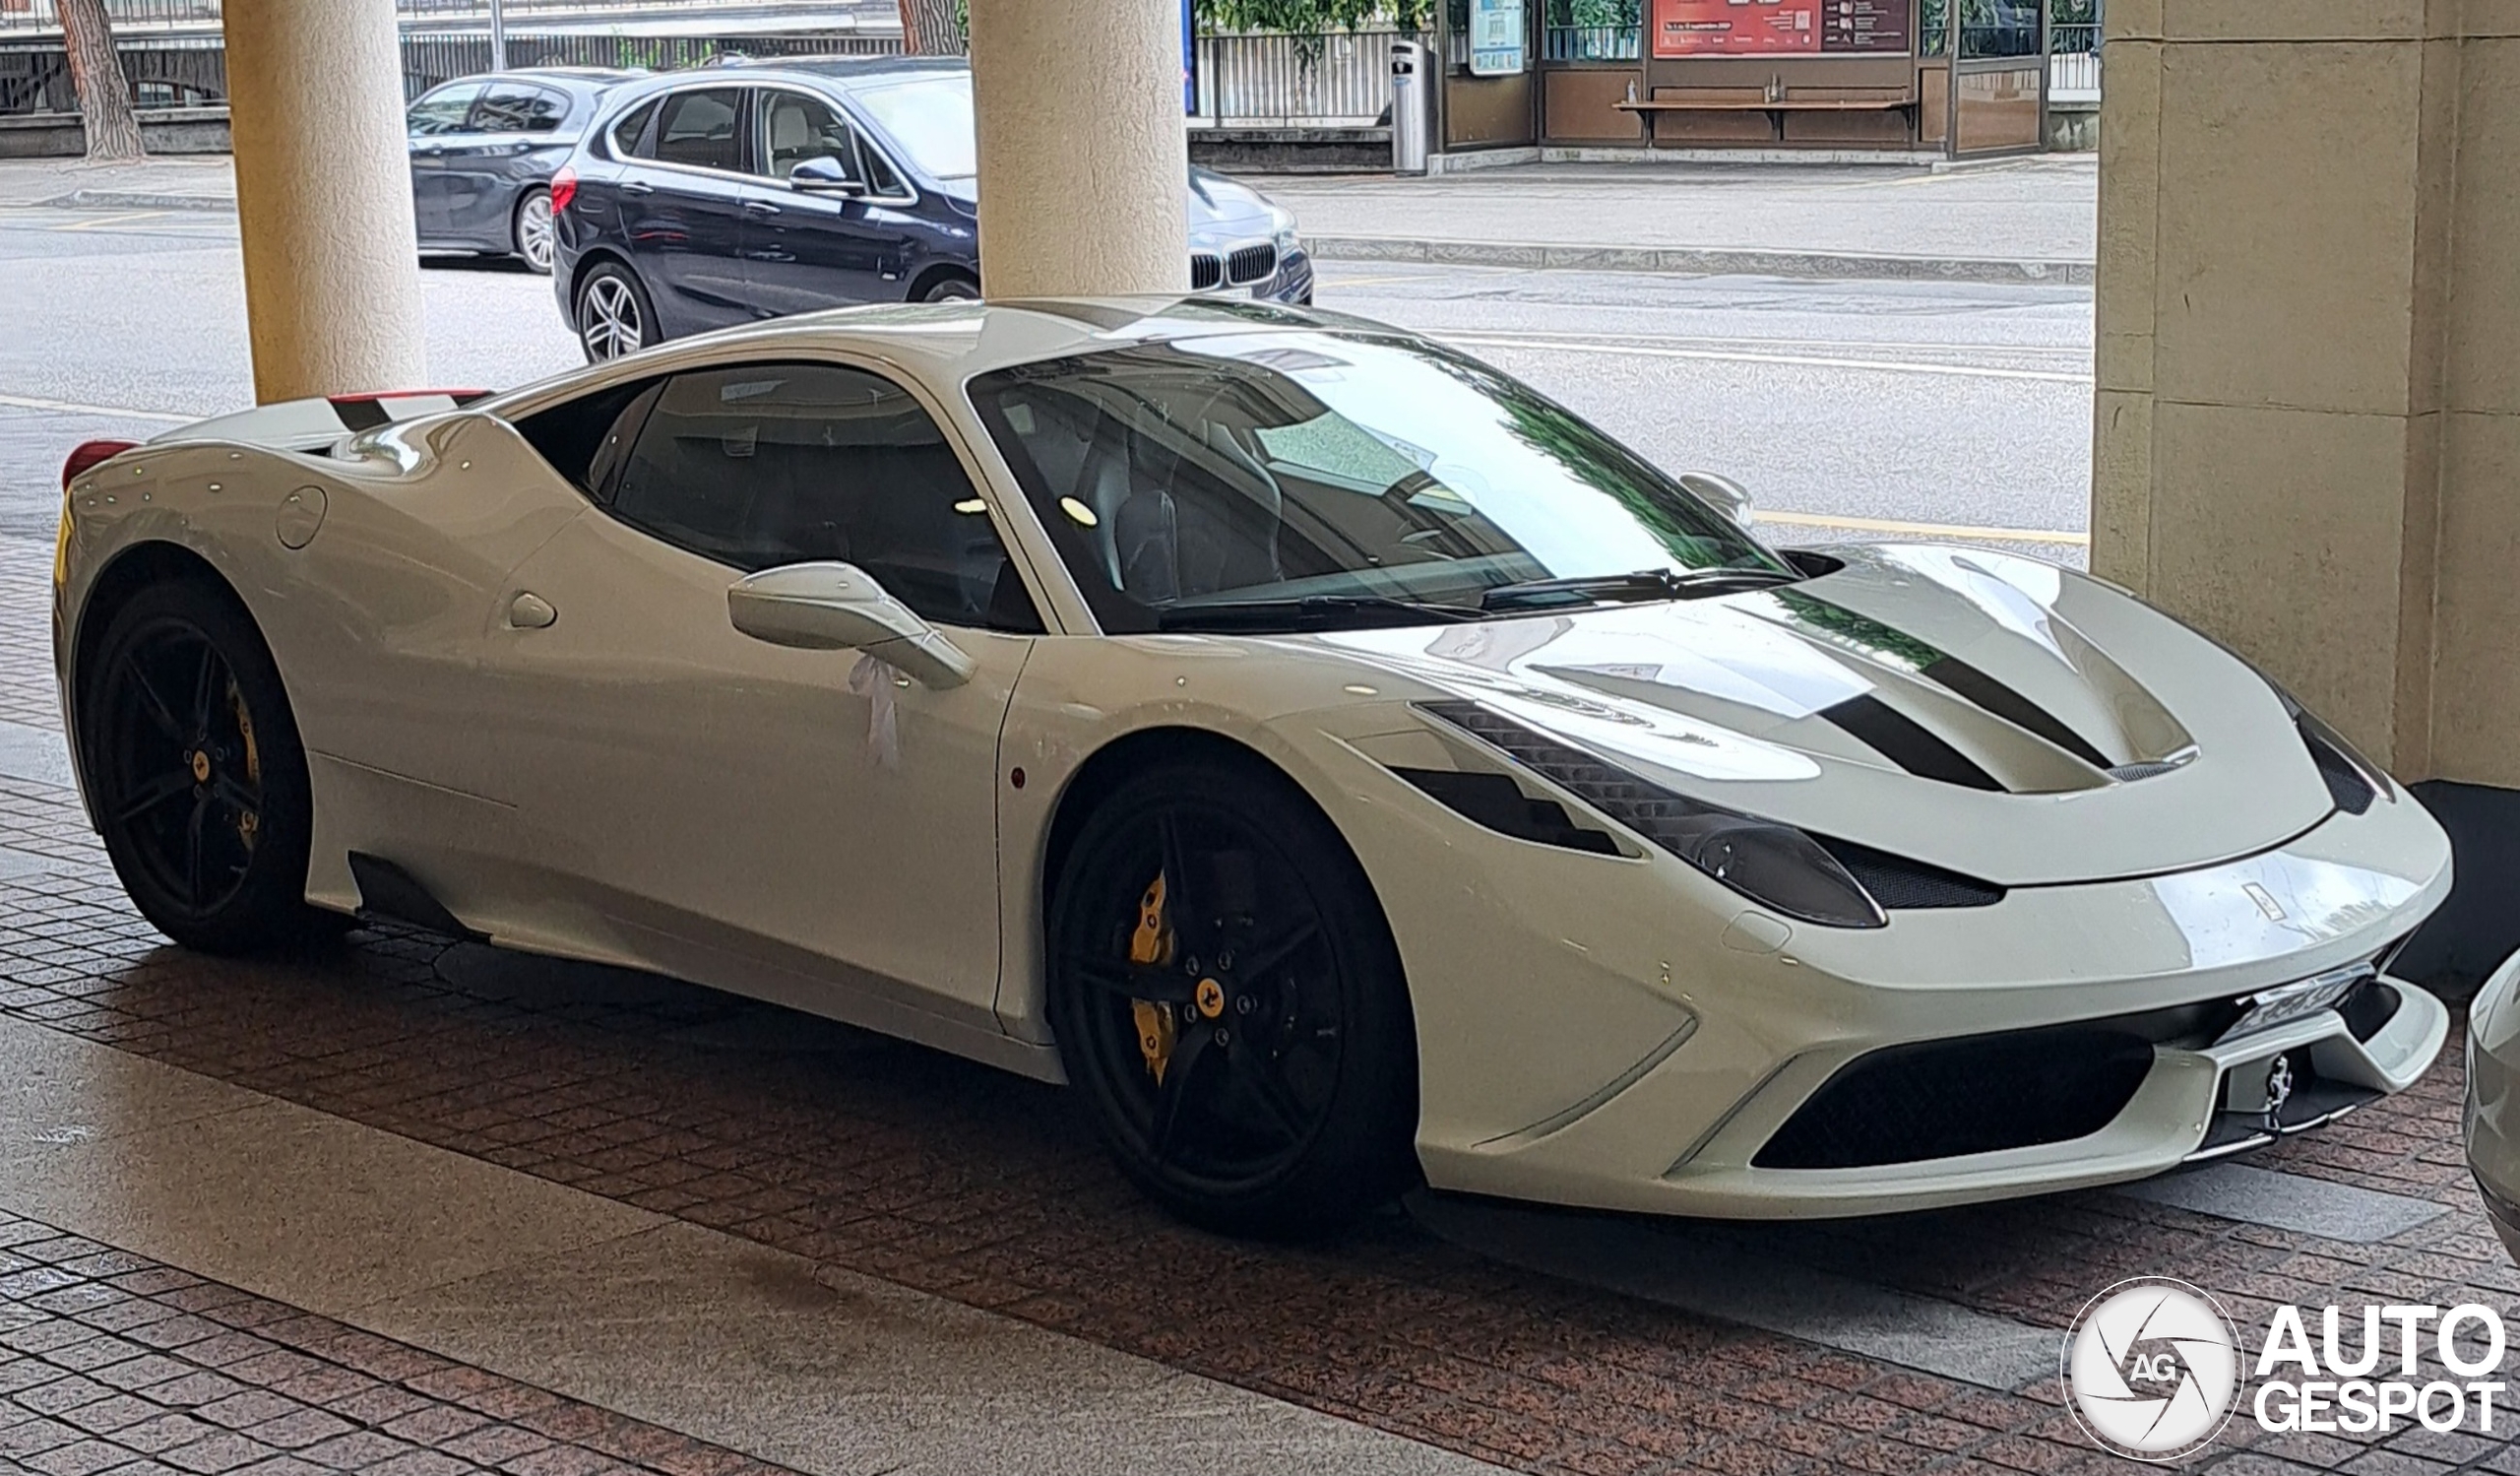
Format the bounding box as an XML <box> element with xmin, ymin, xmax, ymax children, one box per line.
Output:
<box><xmin>57</xmin><ymin>0</ymin><xmax>144</xmax><ymax>162</ymax></box>
<box><xmin>899</xmin><ymin>0</ymin><xmax>967</xmax><ymax>55</ymax></box>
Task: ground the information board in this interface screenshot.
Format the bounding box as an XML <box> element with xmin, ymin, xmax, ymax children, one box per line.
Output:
<box><xmin>1469</xmin><ymin>0</ymin><xmax>1528</xmax><ymax>75</ymax></box>
<box><xmin>1651</xmin><ymin>0</ymin><xmax>1910</xmax><ymax>59</ymax></box>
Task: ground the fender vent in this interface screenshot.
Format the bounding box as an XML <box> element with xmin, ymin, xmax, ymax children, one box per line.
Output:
<box><xmin>1391</xmin><ymin>768</ymin><xmax>1618</xmax><ymax>856</ymax></box>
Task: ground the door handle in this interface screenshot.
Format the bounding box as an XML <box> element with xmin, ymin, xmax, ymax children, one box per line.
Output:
<box><xmin>506</xmin><ymin>592</ymin><xmax>557</xmax><ymax>630</ymax></box>
<box><xmin>743</xmin><ymin>200</ymin><xmax>782</xmax><ymax>217</ymax></box>
<box><xmin>621</xmin><ymin>181</ymin><xmax>655</xmax><ymax>197</ymax></box>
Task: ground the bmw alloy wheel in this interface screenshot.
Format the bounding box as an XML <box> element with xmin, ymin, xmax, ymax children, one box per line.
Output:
<box><xmin>579</xmin><ymin>273</ymin><xmax>644</xmax><ymax>361</ymax></box>
<box><xmin>516</xmin><ymin>189</ymin><xmax>555</xmax><ymax>274</ymax></box>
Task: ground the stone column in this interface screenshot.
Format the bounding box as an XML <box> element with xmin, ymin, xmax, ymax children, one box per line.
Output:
<box><xmin>2092</xmin><ymin>5</ymin><xmax>2520</xmax><ymax>978</ymax></box>
<box><xmin>967</xmin><ymin>0</ymin><xmax>1189</xmax><ymax>297</ymax></box>
<box><xmin>222</xmin><ymin>0</ymin><xmax>429</xmax><ymax>403</ymax></box>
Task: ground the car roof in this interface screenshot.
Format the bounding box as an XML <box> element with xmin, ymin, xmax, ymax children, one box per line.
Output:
<box><xmin>489</xmin><ymin>297</ymin><xmax>1387</xmax><ymax>417</ymax></box>
<box><xmin>715</xmin><ymin>54</ymin><xmax>970</xmax><ymax>90</ymax></box>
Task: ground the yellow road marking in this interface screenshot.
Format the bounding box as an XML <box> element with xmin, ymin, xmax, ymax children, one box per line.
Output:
<box><xmin>1755</xmin><ymin>508</ymin><xmax>2088</xmax><ymax>545</ymax></box>
<box><xmin>54</xmin><ymin>210</ymin><xmax>171</xmax><ymax>231</ymax></box>
<box><xmin>0</xmin><ymin>392</ymin><xmax>193</xmax><ymax>422</ymax></box>
<box><xmin>1441</xmin><ymin>332</ymin><xmax>2092</xmax><ymax>384</ymax></box>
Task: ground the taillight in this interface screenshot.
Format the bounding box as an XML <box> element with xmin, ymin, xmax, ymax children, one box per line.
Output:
<box><xmin>549</xmin><ymin>166</ymin><xmax>578</xmax><ymax>215</ymax></box>
<box><xmin>61</xmin><ymin>439</ymin><xmax>136</xmax><ymax>492</ymax></box>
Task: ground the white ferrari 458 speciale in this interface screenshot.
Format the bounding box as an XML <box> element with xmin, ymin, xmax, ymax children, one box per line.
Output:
<box><xmin>51</xmin><ymin>297</ymin><xmax>2451</xmax><ymax>1237</ymax></box>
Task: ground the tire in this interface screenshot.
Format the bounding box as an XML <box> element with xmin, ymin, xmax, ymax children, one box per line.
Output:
<box><xmin>575</xmin><ymin>259</ymin><xmax>655</xmax><ymax>362</ymax></box>
<box><xmin>920</xmin><ymin>274</ymin><xmax>980</xmax><ymax>303</ymax></box>
<box><xmin>78</xmin><ymin>578</ymin><xmax>332</xmax><ymax>954</ymax></box>
<box><xmin>1047</xmin><ymin>760</ymin><xmax>1418</xmax><ymax>1239</ymax></box>
<box><xmin>513</xmin><ymin>186</ymin><xmax>556</xmax><ymax>275</ymax></box>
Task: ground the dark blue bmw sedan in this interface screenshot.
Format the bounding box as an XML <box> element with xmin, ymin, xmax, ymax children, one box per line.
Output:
<box><xmin>549</xmin><ymin>56</ymin><xmax>1314</xmax><ymax>361</ymax></box>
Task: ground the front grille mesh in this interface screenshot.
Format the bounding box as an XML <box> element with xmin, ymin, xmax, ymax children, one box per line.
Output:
<box><xmin>1188</xmin><ymin>253</ymin><xmax>1224</xmax><ymax>290</ymax></box>
<box><xmin>1756</xmin><ymin>1025</ymin><xmax>2155</xmax><ymax>1169</ymax></box>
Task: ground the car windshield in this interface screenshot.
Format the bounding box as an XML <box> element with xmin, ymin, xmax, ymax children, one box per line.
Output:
<box><xmin>968</xmin><ymin>327</ymin><xmax>1790</xmax><ymax>632</ymax></box>
<box><xmin>850</xmin><ymin>74</ymin><xmax>976</xmax><ymax>179</ymax></box>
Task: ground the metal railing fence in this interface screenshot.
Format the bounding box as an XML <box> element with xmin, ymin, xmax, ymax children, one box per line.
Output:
<box><xmin>0</xmin><ymin>0</ymin><xmax>873</xmax><ymax>31</ymax></box>
<box><xmin>1191</xmin><ymin>30</ymin><xmax>1418</xmax><ymax>127</ymax></box>
<box><xmin>1542</xmin><ymin>26</ymin><xmax>1636</xmax><ymax>62</ymax></box>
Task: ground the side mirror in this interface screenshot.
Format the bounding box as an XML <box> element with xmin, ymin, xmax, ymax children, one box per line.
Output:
<box><xmin>1677</xmin><ymin>471</ymin><xmax>1755</xmax><ymax>528</ymax></box>
<box><xmin>788</xmin><ymin>156</ymin><xmax>866</xmax><ymax>196</ymax></box>
<box><xmin>726</xmin><ymin>562</ymin><xmax>974</xmax><ymax>689</ymax></box>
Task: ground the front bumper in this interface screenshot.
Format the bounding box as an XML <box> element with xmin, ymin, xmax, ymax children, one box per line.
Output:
<box><xmin>1387</xmin><ymin>783</ymin><xmax>2455</xmax><ymax>1220</ymax></box>
<box><xmin>2463</xmin><ymin>948</ymin><xmax>2520</xmax><ymax>1261</ymax></box>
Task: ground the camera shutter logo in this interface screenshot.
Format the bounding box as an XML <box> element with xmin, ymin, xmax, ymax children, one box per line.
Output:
<box><xmin>2062</xmin><ymin>1276</ymin><xmax>2242</xmax><ymax>1460</ymax></box>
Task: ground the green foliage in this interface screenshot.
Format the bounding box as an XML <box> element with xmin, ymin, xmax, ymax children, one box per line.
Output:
<box><xmin>1196</xmin><ymin>0</ymin><xmax>1433</xmax><ymax>33</ymax></box>
<box><xmin>1544</xmin><ymin>0</ymin><xmax>1639</xmax><ymax>27</ymax></box>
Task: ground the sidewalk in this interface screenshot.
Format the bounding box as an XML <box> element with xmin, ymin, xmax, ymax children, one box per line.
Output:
<box><xmin>0</xmin><ymin>155</ymin><xmax>237</xmax><ymax>214</ymax></box>
<box><xmin>1261</xmin><ymin>157</ymin><xmax>2097</xmax><ymax>285</ymax></box>
<box><xmin>0</xmin><ymin>152</ymin><xmax>2100</xmax><ymax>285</ymax></box>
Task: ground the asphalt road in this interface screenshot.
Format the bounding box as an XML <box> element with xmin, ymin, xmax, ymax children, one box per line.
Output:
<box><xmin>0</xmin><ymin>204</ymin><xmax>2094</xmax><ymax>564</ymax></box>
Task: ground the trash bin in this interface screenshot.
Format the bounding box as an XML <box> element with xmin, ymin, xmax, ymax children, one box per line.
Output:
<box><xmin>1390</xmin><ymin>41</ymin><xmax>1429</xmax><ymax>175</ymax></box>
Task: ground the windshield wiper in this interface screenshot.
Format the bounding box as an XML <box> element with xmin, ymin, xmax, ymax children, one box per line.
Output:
<box><xmin>1480</xmin><ymin>565</ymin><xmax>1796</xmax><ymax>611</ymax></box>
<box><xmin>1154</xmin><ymin>594</ymin><xmax>1485</xmax><ymax>632</ymax></box>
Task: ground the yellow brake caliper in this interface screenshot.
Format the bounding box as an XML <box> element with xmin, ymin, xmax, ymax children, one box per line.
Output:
<box><xmin>231</xmin><ymin>685</ymin><xmax>262</xmax><ymax>852</ymax></box>
<box><xmin>1129</xmin><ymin>872</ymin><xmax>1178</xmax><ymax>1083</ymax></box>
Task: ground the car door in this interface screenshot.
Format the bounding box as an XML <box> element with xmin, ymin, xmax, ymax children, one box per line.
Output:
<box><xmin>438</xmin><ymin>80</ymin><xmax>568</xmax><ymax>250</ymax></box>
<box><xmin>625</xmin><ymin>85</ymin><xmax>757</xmax><ymax>335</ymax></box>
<box><xmin>739</xmin><ymin>87</ymin><xmax>909</xmax><ymax>314</ymax></box>
<box><xmin>406</xmin><ymin>79</ymin><xmax>485</xmax><ymax>243</ymax></box>
<box><xmin>482</xmin><ymin>357</ymin><xmax>1042</xmax><ymax>1031</ymax></box>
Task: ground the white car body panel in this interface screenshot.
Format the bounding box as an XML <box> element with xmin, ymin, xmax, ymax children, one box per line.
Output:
<box><xmin>52</xmin><ymin>298</ymin><xmax>2457</xmax><ymax>1218</ymax></box>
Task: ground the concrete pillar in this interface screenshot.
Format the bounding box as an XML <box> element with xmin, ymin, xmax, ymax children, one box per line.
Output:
<box><xmin>2092</xmin><ymin>4</ymin><xmax>2520</xmax><ymax>978</ymax></box>
<box><xmin>222</xmin><ymin>0</ymin><xmax>428</xmax><ymax>404</ymax></box>
<box><xmin>967</xmin><ymin>0</ymin><xmax>1189</xmax><ymax>297</ymax></box>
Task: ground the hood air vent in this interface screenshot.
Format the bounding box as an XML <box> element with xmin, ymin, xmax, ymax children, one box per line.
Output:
<box><xmin>1817</xmin><ymin>695</ymin><xmax>2003</xmax><ymax>792</ymax></box>
<box><xmin>1919</xmin><ymin>655</ymin><xmax>2112</xmax><ymax>769</ymax></box>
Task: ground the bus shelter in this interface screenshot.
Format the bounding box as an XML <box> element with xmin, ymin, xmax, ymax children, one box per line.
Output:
<box><xmin>1430</xmin><ymin>0</ymin><xmax>2055</xmax><ymax>160</ymax></box>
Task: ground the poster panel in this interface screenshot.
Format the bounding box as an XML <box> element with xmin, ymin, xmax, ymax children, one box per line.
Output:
<box><xmin>1651</xmin><ymin>0</ymin><xmax>1910</xmax><ymax>59</ymax></box>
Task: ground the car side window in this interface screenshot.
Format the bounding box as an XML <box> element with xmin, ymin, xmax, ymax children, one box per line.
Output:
<box><xmin>408</xmin><ymin>81</ymin><xmax>483</xmax><ymax>137</ymax></box>
<box><xmin>605</xmin><ymin>97</ymin><xmax>658</xmax><ymax>158</ymax></box>
<box><xmin>757</xmin><ymin>91</ymin><xmax>856</xmax><ymax>181</ymax></box>
<box><xmin>651</xmin><ymin>88</ymin><xmax>744</xmax><ymax>173</ymax></box>
<box><xmin>473</xmin><ymin>83</ymin><xmax>567</xmax><ymax>135</ymax></box>
<box><xmin>510</xmin><ymin>376</ymin><xmax>665</xmax><ymax>497</ymax></box>
<box><xmin>607</xmin><ymin>363</ymin><xmax>1043</xmax><ymax>633</ymax></box>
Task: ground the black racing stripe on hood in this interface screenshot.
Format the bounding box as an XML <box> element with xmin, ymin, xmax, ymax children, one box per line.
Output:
<box><xmin>1819</xmin><ymin>695</ymin><xmax>2005</xmax><ymax>791</ymax></box>
<box><xmin>1918</xmin><ymin>655</ymin><xmax>2112</xmax><ymax>769</ymax></box>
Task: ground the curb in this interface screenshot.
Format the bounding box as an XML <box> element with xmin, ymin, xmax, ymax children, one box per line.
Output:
<box><xmin>1308</xmin><ymin>233</ymin><xmax>2094</xmax><ymax>287</ymax></box>
<box><xmin>32</xmin><ymin>188</ymin><xmax>237</xmax><ymax>214</ymax></box>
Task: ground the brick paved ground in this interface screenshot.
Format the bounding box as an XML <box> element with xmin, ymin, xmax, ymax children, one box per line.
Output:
<box><xmin>0</xmin><ymin>1209</ymin><xmax>794</xmax><ymax>1476</ymax></box>
<box><xmin>6</xmin><ymin>529</ymin><xmax>2520</xmax><ymax>1475</ymax></box>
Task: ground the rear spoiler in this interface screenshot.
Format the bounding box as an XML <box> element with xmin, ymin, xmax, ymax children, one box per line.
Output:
<box><xmin>145</xmin><ymin>389</ymin><xmax>492</xmax><ymax>454</ymax></box>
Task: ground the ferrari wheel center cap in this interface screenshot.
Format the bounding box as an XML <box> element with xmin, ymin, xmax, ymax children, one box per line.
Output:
<box><xmin>1195</xmin><ymin>978</ymin><xmax>1226</xmax><ymax>1019</ymax></box>
<box><xmin>188</xmin><ymin>750</ymin><xmax>212</xmax><ymax>784</ymax></box>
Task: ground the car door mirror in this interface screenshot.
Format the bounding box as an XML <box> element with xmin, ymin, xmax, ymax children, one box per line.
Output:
<box><xmin>1676</xmin><ymin>471</ymin><xmax>1755</xmax><ymax>528</ymax></box>
<box><xmin>788</xmin><ymin>156</ymin><xmax>866</xmax><ymax>196</ymax></box>
<box><xmin>726</xmin><ymin>561</ymin><xmax>974</xmax><ymax>689</ymax></box>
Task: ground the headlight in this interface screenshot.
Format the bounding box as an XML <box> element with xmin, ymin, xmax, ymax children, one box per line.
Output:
<box><xmin>1269</xmin><ymin>208</ymin><xmax>1300</xmax><ymax>257</ymax></box>
<box><xmin>1418</xmin><ymin>700</ymin><xmax>1886</xmax><ymax>929</ymax></box>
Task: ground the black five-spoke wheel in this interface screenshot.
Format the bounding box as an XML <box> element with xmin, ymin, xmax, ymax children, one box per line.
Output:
<box><xmin>1049</xmin><ymin>760</ymin><xmax>1418</xmax><ymax>1238</ymax></box>
<box><xmin>81</xmin><ymin>579</ymin><xmax>330</xmax><ymax>953</ymax></box>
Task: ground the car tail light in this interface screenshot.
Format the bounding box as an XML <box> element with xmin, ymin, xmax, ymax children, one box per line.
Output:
<box><xmin>550</xmin><ymin>166</ymin><xmax>578</xmax><ymax>214</ymax></box>
<box><xmin>61</xmin><ymin>439</ymin><xmax>136</xmax><ymax>492</ymax></box>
